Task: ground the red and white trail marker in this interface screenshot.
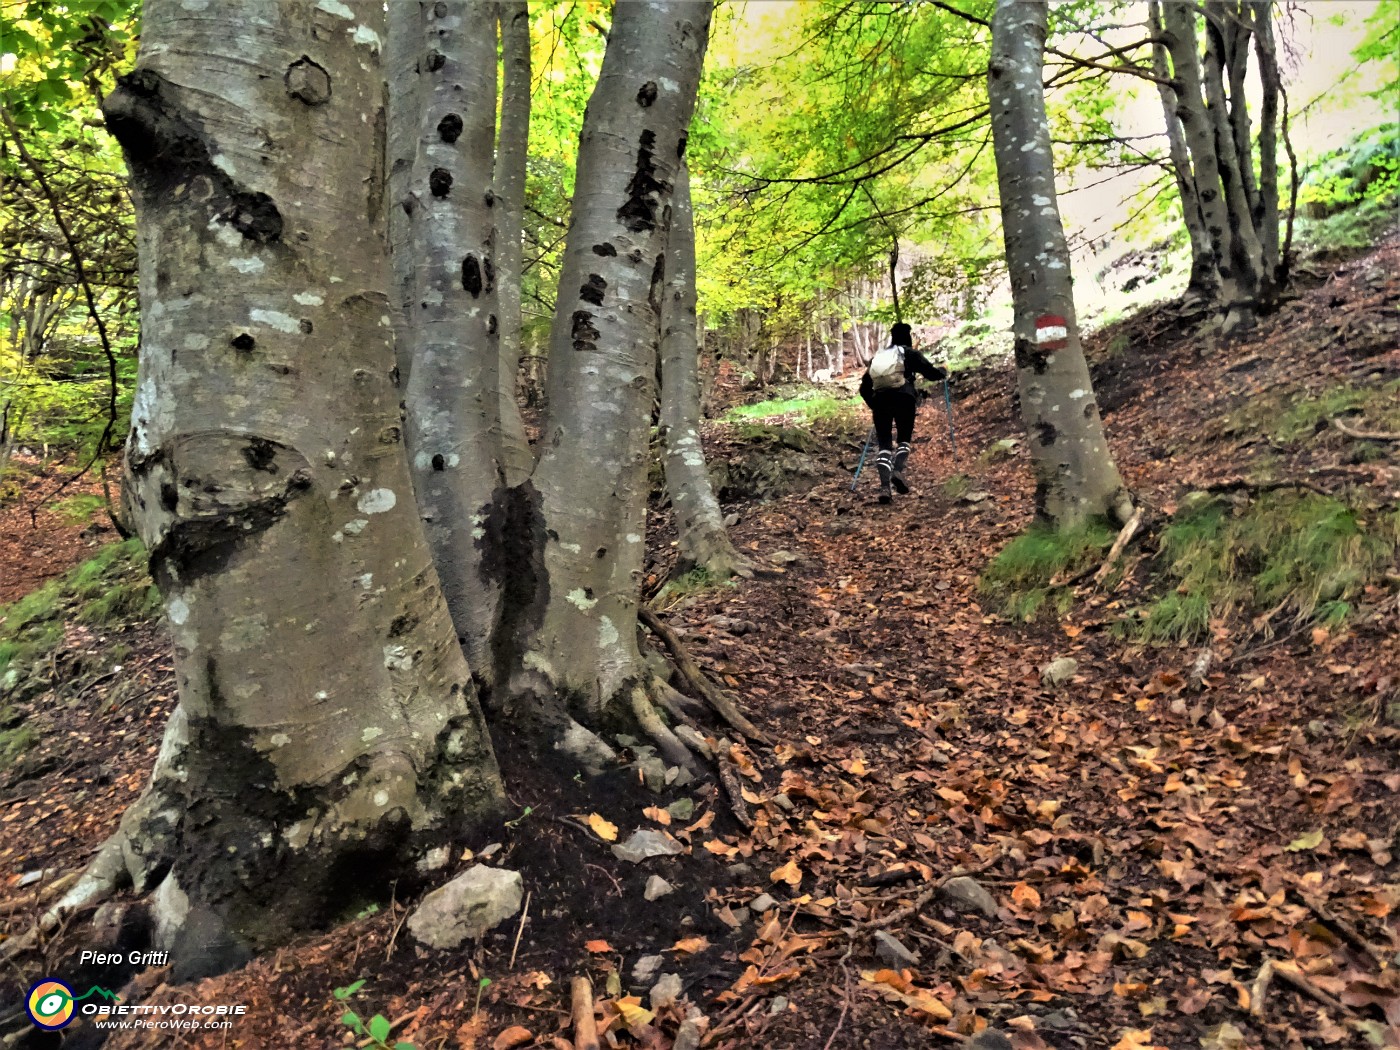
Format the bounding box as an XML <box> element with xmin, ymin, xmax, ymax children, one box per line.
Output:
<box><xmin>1034</xmin><ymin>314</ymin><xmax>1069</xmax><ymax>352</ymax></box>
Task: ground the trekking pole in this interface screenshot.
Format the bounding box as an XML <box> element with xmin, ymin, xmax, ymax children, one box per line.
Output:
<box><xmin>943</xmin><ymin>377</ymin><xmax>957</xmax><ymax>456</ymax></box>
<box><xmin>850</xmin><ymin>426</ymin><xmax>876</xmax><ymax>491</ymax></box>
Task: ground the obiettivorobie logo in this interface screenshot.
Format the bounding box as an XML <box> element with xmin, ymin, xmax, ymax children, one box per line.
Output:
<box><xmin>25</xmin><ymin>979</ymin><xmax>120</xmax><ymax>1031</ymax></box>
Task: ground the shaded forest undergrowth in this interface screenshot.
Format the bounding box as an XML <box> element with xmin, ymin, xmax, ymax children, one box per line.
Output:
<box><xmin>1</xmin><ymin>237</ymin><xmax>1397</xmax><ymax>1049</ymax></box>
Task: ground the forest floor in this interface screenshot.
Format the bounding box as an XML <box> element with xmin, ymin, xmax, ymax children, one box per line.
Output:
<box><xmin>1</xmin><ymin>236</ymin><xmax>1397</xmax><ymax>1050</ymax></box>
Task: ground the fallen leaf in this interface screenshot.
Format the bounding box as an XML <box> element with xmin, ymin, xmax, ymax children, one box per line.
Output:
<box><xmin>642</xmin><ymin>805</ymin><xmax>671</xmax><ymax>826</ymax></box>
<box><xmin>584</xmin><ymin>939</ymin><xmax>612</xmax><ymax>953</ymax></box>
<box><xmin>492</xmin><ymin>1026</ymin><xmax>533</xmax><ymax>1050</ymax></box>
<box><xmin>587</xmin><ymin>813</ymin><xmax>618</xmax><ymax>842</ymax></box>
<box><xmin>1012</xmin><ymin>882</ymin><xmax>1042</xmax><ymax>910</ymax></box>
<box><xmin>771</xmin><ymin>858</ymin><xmax>803</xmax><ymax>885</ymax></box>
<box><xmin>614</xmin><ymin>997</ymin><xmax>655</xmax><ymax>1028</ymax></box>
<box><xmin>672</xmin><ymin>936</ymin><xmax>710</xmax><ymax>954</ymax></box>
<box><xmin>1285</xmin><ymin>829</ymin><xmax>1324</xmax><ymax>852</ymax></box>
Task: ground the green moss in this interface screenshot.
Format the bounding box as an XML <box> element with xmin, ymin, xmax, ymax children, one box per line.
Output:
<box><xmin>941</xmin><ymin>473</ymin><xmax>972</xmax><ymax>500</ymax></box>
<box><xmin>53</xmin><ymin>493</ymin><xmax>106</xmax><ymax>526</ymax></box>
<box><xmin>979</xmin><ymin>519</ymin><xmax>1116</xmax><ymax>622</ymax></box>
<box><xmin>1124</xmin><ymin>493</ymin><xmax>1398</xmax><ymax>643</ymax></box>
<box><xmin>0</xmin><ymin>724</ymin><xmax>38</xmax><ymax>770</ymax></box>
<box><xmin>0</xmin><ymin>538</ymin><xmax>154</xmax><ymax>689</ymax></box>
<box><xmin>723</xmin><ymin>390</ymin><xmax>861</xmax><ymax>428</ymax></box>
<box><xmin>654</xmin><ymin>567</ymin><xmax>736</xmax><ymax>611</ymax></box>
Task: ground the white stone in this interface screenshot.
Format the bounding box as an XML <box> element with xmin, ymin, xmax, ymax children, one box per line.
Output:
<box><xmin>407</xmin><ymin>865</ymin><xmax>524</xmax><ymax>948</ymax></box>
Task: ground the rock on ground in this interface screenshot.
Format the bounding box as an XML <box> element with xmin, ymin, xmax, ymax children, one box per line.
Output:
<box><xmin>407</xmin><ymin>865</ymin><xmax>523</xmax><ymax>949</ymax></box>
<box><xmin>940</xmin><ymin>876</ymin><xmax>998</xmax><ymax>918</ymax></box>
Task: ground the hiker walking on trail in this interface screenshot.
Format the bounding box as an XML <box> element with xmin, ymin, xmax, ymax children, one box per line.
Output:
<box><xmin>859</xmin><ymin>322</ymin><xmax>947</xmax><ymax>504</ymax></box>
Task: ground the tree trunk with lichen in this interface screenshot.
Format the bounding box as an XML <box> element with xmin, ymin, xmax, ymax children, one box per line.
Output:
<box><xmin>1148</xmin><ymin>0</ymin><xmax>1217</xmax><ymax>300</ymax></box>
<box><xmin>989</xmin><ymin>0</ymin><xmax>1132</xmax><ymax>528</ymax></box>
<box><xmin>495</xmin><ymin>0</ymin><xmax>534</xmax><ymax>485</ymax></box>
<box><xmin>83</xmin><ymin>0</ymin><xmax>504</xmax><ymax>978</ymax></box>
<box><xmin>508</xmin><ymin>0</ymin><xmax>712</xmax><ymax>769</ymax></box>
<box><xmin>388</xmin><ymin>0</ymin><xmax>509</xmax><ymax>687</ymax></box>
<box><xmin>659</xmin><ymin>162</ymin><xmax>749</xmax><ymax>581</ymax></box>
<box><xmin>1201</xmin><ymin>1</ymin><xmax>1266</xmax><ymax>319</ymax></box>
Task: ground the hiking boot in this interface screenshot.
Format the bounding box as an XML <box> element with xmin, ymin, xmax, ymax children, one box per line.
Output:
<box><xmin>876</xmin><ymin>452</ymin><xmax>894</xmax><ymax>504</ymax></box>
<box><xmin>891</xmin><ymin>443</ymin><xmax>911</xmax><ymax>494</ymax></box>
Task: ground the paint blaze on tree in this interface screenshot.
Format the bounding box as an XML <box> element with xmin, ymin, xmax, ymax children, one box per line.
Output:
<box><xmin>988</xmin><ymin>0</ymin><xmax>1132</xmax><ymax>528</ymax></box>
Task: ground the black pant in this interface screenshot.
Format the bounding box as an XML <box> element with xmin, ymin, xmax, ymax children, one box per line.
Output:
<box><xmin>868</xmin><ymin>389</ymin><xmax>916</xmax><ymax>451</ymax></box>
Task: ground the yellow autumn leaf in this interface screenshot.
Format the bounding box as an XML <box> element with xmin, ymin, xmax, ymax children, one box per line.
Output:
<box><xmin>771</xmin><ymin>858</ymin><xmax>803</xmax><ymax>885</ymax></box>
<box><xmin>587</xmin><ymin>813</ymin><xmax>618</xmax><ymax>842</ymax></box>
<box><xmin>614</xmin><ymin>997</ymin><xmax>655</xmax><ymax>1028</ymax></box>
<box><xmin>671</xmin><ymin>935</ymin><xmax>710</xmax><ymax>954</ymax></box>
<box><xmin>642</xmin><ymin>805</ymin><xmax>671</xmax><ymax>826</ymax></box>
<box><xmin>1285</xmin><ymin>829</ymin><xmax>1324</xmax><ymax>852</ymax></box>
<box><xmin>1110</xmin><ymin>1029</ymin><xmax>1158</xmax><ymax>1050</ymax></box>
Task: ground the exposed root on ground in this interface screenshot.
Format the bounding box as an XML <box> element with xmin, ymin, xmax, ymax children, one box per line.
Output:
<box><xmin>639</xmin><ymin>606</ymin><xmax>770</xmax><ymax>743</ymax></box>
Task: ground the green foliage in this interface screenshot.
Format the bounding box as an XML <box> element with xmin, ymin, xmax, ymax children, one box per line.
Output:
<box><xmin>2</xmin><ymin>2</ymin><xmax>141</xmax><ymax>459</ymax></box>
<box><xmin>1298</xmin><ymin>123</ymin><xmax>1400</xmax><ymax>218</ymax></box>
<box><xmin>1352</xmin><ymin>1</ymin><xmax>1400</xmax><ymax>103</ymax></box>
<box><xmin>654</xmin><ymin>567</ymin><xmax>737</xmax><ymax>611</ymax></box>
<box><xmin>1125</xmin><ymin>493</ymin><xmax>1399</xmax><ymax>643</ymax></box>
<box><xmin>979</xmin><ymin>520</ymin><xmax>1117</xmax><ymax>621</ymax></box>
<box><xmin>333</xmin><ymin>982</ymin><xmax>415</xmax><ymax>1050</ymax></box>
<box><xmin>723</xmin><ymin>390</ymin><xmax>860</xmax><ymax>427</ymax></box>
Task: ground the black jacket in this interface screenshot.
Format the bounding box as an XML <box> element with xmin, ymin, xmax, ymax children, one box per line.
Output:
<box><xmin>859</xmin><ymin>346</ymin><xmax>947</xmax><ymax>405</ymax></box>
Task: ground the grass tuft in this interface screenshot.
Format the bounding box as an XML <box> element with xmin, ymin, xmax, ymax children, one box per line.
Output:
<box><xmin>0</xmin><ymin>538</ymin><xmax>155</xmax><ymax>686</ymax></box>
<box><xmin>979</xmin><ymin>520</ymin><xmax>1117</xmax><ymax>621</ymax></box>
<box><xmin>1125</xmin><ymin>492</ymin><xmax>1398</xmax><ymax>643</ymax></box>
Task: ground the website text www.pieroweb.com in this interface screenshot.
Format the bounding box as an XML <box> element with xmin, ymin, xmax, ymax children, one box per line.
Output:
<box><xmin>25</xmin><ymin>971</ymin><xmax>248</xmax><ymax>1034</ymax></box>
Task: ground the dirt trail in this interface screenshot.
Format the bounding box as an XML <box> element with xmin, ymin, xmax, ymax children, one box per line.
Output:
<box><xmin>1</xmin><ymin>241</ymin><xmax>1396</xmax><ymax>1049</ymax></box>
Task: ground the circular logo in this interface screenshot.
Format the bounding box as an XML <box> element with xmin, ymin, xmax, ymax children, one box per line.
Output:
<box><xmin>26</xmin><ymin>979</ymin><xmax>76</xmax><ymax>1030</ymax></box>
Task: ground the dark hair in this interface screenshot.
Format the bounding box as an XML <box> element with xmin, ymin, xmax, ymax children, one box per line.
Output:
<box><xmin>890</xmin><ymin>322</ymin><xmax>912</xmax><ymax>347</ymax></box>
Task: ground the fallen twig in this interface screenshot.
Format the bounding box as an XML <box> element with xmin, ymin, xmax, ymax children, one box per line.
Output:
<box><xmin>864</xmin><ymin>852</ymin><xmax>1005</xmax><ymax>931</ymax></box>
<box><xmin>1196</xmin><ymin>477</ymin><xmax>1330</xmax><ymax>499</ymax></box>
<box><xmin>1333</xmin><ymin>417</ymin><xmax>1400</xmax><ymax>442</ymax></box>
<box><xmin>1093</xmin><ymin>507</ymin><xmax>1143</xmax><ymax>585</ymax></box>
<box><xmin>571</xmin><ymin>976</ymin><xmax>600</xmax><ymax>1050</ymax></box>
<box><xmin>508</xmin><ymin>891</ymin><xmax>531</xmax><ymax>970</ymax></box>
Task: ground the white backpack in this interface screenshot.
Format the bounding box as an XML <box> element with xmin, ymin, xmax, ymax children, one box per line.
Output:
<box><xmin>868</xmin><ymin>345</ymin><xmax>906</xmax><ymax>390</ymax></box>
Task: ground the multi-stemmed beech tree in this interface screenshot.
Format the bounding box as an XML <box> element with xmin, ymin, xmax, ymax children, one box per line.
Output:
<box><xmin>56</xmin><ymin>0</ymin><xmax>718</xmax><ymax>974</ymax></box>
<box><xmin>989</xmin><ymin>0</ymin><xmax>1133</xmax><ymax>528</ymax></box>
<box><xmin>74</xmin><ymin>0</ymin><xmax>505</xmax><ymax>975</ymax></box>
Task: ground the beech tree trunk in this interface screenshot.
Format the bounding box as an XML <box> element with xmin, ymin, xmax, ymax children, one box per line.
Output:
<box><xmin>92</xmin><ymin>0</ymin><xmax>503</xmax><ymax>976</ymax></box>
<box><xmin>1252</xmin><ymin>2</ymin><xmax>1283</xmax><ymax>289</ymax></box>
<box><xmin>1201</xmin><ymin>3</ymin><xmax>1265</xmax><ymax>319</ymax></box>
<box><xmin>390</xmin><ymin>0</ymin><xmax>509</xmax><ymax>686</ymax></box>
<box><xmin>659</xmin><ymin>162</ymin><xmax>749</xmax><ymax>581</ymax></box>
<box><xmin>1148</xmin><ymin>0</ymin><xmax>1217</xmax><ymax>300</ymax></box>
<box><xmin>989</xmin><ymin>0</ymin><xmax>1132</xmax><ymax>527</ymax></box>
<box><xmin>495</xmin><ymin>0</ymin><xmax>534</xmax><ymax>484</ymax></box>
<box><xmin>513</xmin><ymin>1</ymin><xmax>712</xmax><ymax>742</ymax></box>
<box><xmin>1161</xmin><ymin>0</ymin><xmax>1255</xmax><ymax>333</ymax></box>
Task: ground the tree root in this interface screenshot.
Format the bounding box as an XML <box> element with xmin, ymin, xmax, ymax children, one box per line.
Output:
<box><xmin>715</xmin><ymin>750</ymin><xmax>755</xmax><ymax>829</ymax></box>
<box><xmin>639</xmin><ymin>606</ymin><xmax>769</xmax><ymax>744</ymax></box>
<box><xmin>1333</xmin><ymin>417</ymin><xmax>1400</xmax><ymax>442</ymax></box>
<box><xmin>631</xmin><ymin>682</ymin><xmax>699</xmax><ymax>773</ymax></box>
